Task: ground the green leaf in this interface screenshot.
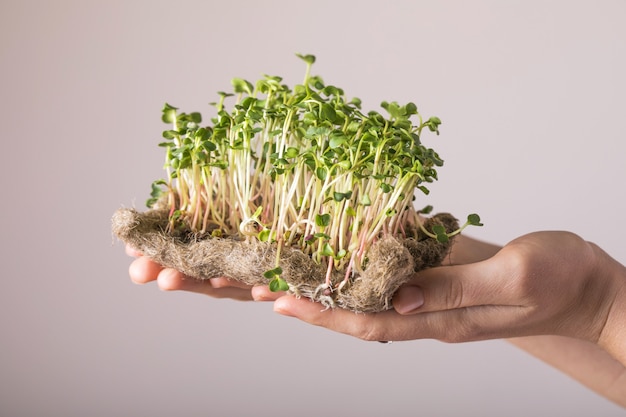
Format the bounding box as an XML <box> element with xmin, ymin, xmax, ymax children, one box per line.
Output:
<box><xmin>278</xmin><ymin>278</ymin><xmax>290</xmax><ymax>291</ymax></box>
<box><xmin>312</xmin><ymin>78</ymin><xmax>325</xmax><ymax>90</ymax></box>
<box><xmin>432</xmin><ymin>224</ymin><xmax>446</xmax><ymax>235</ymax></box>
<box><xmin>315</xmin><ymin>213</ymin><xmax>331</xmax><ymax>227</ymax></box>
<box><xmin>257</xmin><ymin>229</ymin><xmax>270</xmax><ymax>242</ymax></box>
<box><xmin>162</xmin><ymin>130</ymin><xmax>178</xmax><ymax>139</ymax></box>
<box><xmin>436</xmin><ymin>233</ymin><xmax>450</xmax><ymax>244</ymax></box>
<box><xmin>432</xmin><ymin>224</ymin><xmax>449</xmax><ymax>243</ymax></box>
<box><xmin>232</xmin><ymin>78</ymin><xmax>253</xmax><ymax>95</ymax></box>
<box><xmin>336</xmin><ymin>160</ymin><xmax>351</xmax><ymax>170</ymax></box>
<box><xmin>313</xmin><ymin>232</ymin><xmax>331</xmax><ymax>240</ymax></box>
<box><xmin>296</xmin><ymin>53</ymin><xmax>316</xmax><ymax>65</ymax></box>
<box><xmin>425</xmin><ymin>116</ymin><xmax>442</xmax><ymax>134</ymax></box>
<box><xmin>171</xmin><ymin>210</ymin><xmax>182</xmax><ymax>221</ymax></box>
<box><xmin>346</xmin><ymin>121</ymin><xmax>361</xmax><ymax>133</ymax></box>
<box><xmin>316</xmin><ymin>167</ymin><xmax>328</xmax><ymax>181</ymax></box>
<box><xmin>418</xmin><ymin>205</ymin><xmax>433</xmax><ymax>214</ymax></box>
<box><xmin>210</xmin><ymin>160</ymin><xmax>229</xmax><ymax>170</ymax></box>
<box><xmin>258</xmin><ymin>228</ymin><xmax>270</xmax><ymax>242</ymax></box>
<box><xmin>269</xmin><ymin>277</ymin><xmax>289</xmax><ymax>292</ymax></box>
<box><xmin>161</xmin><ymin>103</ymin><xmax>177</xmax><ymax>123</ymax></box>
<box><xmin>285</xmin><ymin>147</ymin><xmax>299</xmax><ymax>159</ymax></box>
<box><xmin>467</xmin><ymin>213</ymin><xmax>483</xmax><ymax>226</ymax></box>
<box><xmin>263</xmin><ymin>266</ymin><xmax>283</xmax><ymax>279</ymax></box>
<box><xmin>417</xmin><ymin>185</ymin><xmax>430</xmax><ymax>195</ymax></box>
<box><xmin>333</xmin><ymin>191</ymin><xmax>352</xmax><ymax>202</ymax></box>
<box><xmin>195</xmin><ymin>127</ymin><xmax>212</xmax><ymax>141</ymax></box>
<box><xmin>322</xmin><ymin>85</ymin><xmax>341</xmax><ymax>96</ymax></box>
<box><xmin>329</xmin><ymin>133</ymin><xmax>347</xmax><ymax>149</ymax></box>
<box><xmin>190</xmin><ymin>112</ymin><xmax>202</xmax><ymax>123</ymax></box>
<box><xmin>277</xmin><ymin>157</ymin><xmax>291</xmax><ymax>167</ymax></box>
<box><xmin>380</xmin><ymin>183</ymin><xmax>393</xmax><ymax>193</ymax></box>
<box><xmin>320</xmin><ymin>243</ymin><xmax>335</xmax><ymax>257</ymax></box>
<box><xmin>202</xmin><ymin>141</ymin><xmax>217</xmax><ymax>152</ymax></box>
<box><xmin>269</xmin><ymin>278</ymin><xmax>280</xmax><ymax>291</ymax></box>
<box><xmin>148</xmin><ymin>180</ymin><xmax>165</xmax><ymax>205</ymax></box>
<box><xmin>321</xmin><ymin>103</ymin><xmax>337</xmax><ymax>122</ymax></box>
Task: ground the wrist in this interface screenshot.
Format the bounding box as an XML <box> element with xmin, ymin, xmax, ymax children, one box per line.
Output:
<box><xmin>593</xmin><ymin>244</ymin><xmax>626</xmax><ymax>366</ymax></box>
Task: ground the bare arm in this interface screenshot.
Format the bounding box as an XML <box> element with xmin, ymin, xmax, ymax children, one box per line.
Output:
<box><xmin>509</xmin><ymin>335</ymin><xmax>626</xmax><ymax>407</ymax></box>
<box><xmin>451</xmin><ymin>235</ymin><xmax>626</xmax><ymax>407</ymax></box>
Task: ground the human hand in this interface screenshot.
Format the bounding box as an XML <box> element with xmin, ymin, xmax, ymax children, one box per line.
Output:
<box><xmin>125</xmin><ymin>244</ymin><xmax>281</xmax><ymax>302</ymax></box>
<box><xmin>273</xmin><ymin>231</ymin><xmax>621</xmax><ymax>346</ymax></box>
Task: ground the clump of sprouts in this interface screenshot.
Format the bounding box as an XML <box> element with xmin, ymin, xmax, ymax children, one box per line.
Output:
<box><xmin>147</xmin><ymin>54</ymin><xmax>481</xmax><ymax>293</ymax></box>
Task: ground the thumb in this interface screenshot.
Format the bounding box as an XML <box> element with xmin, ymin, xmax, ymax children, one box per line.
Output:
<box><xmin>393</xmin><ymin>260</ymin><xmax>508</xmax><ymax>315</ymax></box>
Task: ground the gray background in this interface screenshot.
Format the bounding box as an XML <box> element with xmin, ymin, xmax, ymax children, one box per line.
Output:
<box><xmin>1</xmin><ymin>0</ymin><xmax>625</xmax><ymax>416</ymax></box>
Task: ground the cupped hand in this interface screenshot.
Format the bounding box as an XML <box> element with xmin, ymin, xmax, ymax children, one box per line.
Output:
<box><xmin>125</xmin><ymin>244</ymin><xmax>281</xmax><ymax>302</ymax></box>
<box><xmin>273</xmin><ymin>232</ymin><xmax>619</xmax><ymax>345</ymax></box>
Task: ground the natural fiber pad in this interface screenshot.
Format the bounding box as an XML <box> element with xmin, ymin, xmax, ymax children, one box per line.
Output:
<box><xmin>113</xmin><ymin>208</ymin><xmax>458</xmax><ymax>312</ymax></box>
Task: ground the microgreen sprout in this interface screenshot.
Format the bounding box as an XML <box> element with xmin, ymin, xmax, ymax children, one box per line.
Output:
<box><xmin>149</xmin><ymin>54</ymin><xmax>481</xmax><ymax>292</ymax></box>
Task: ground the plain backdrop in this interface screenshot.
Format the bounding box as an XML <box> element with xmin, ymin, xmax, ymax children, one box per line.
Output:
<box><xmin>1</xmin><ymin>1</ymin><xmax>625</xmax><ymax>416</ymax></box>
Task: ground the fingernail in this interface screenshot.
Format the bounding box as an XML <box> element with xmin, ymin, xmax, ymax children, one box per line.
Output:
<box><xmin>395</xmin><ymin>286</ymin><xmax>424</xmax><ymax>314</ymax></box>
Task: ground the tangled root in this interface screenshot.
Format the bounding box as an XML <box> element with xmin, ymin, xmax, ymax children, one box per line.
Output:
<box><xmin>112</xmin><ymin>208</ymin><xmax>458</xmax><ymax>313</ymax></box>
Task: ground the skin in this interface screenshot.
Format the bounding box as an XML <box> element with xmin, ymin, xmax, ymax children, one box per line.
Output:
<box><xmin>125</xmin><ymin>232</ymin><xmax>626</xmax><ymax>406</ymax></box>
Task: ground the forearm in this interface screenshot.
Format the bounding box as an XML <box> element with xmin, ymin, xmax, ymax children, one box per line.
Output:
<box><xmin>508</xmin><ymin>335</ymin><xmax>626</xmax><ymax>407</ymax></box>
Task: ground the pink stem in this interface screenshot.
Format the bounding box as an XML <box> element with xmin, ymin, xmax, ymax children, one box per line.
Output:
<box><xmin>325</xmin><ymin>256</ymin><xmax>334</xmax><ymax>287</ymax></box>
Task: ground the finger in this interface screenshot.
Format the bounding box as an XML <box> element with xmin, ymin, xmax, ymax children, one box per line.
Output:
<box><xmin>274</xmin><ymin>294</ymin><xmax>528</xmax><ymax>342</ymax></box>
<box><xmin>251</xmin><ymin>285</ymin><xmax>284</xmax><ymax>301</ymax></box>
<box><xmin>393</xmin><ymin>260</ymin><xmax>513</xmax><ymax>315</ymax></box>
<box><xmin>273</xmin><ymin>295</ymin><xmax>403</xmax><ymax>341</ymax></box>
<box><xmin>128</xmin><ymin>256</ymin><xmax>163</xmax><ymax>284</ymax></box>
<box><xmin>125</xmin><ymin>244</ymin><xmax>143</xmax><ymax>257</ymax></box>
<box><xmin>209</xmin><ymin>277</ymin><xmax>254</xmax><ymax>290</ymax></box>
<box><xmin>392</xmin><ymin>285</ymin><xmax>424</xmax><ymax>313</ymax></box>
<box><xmin>157</xmin><ymin>268</ymin><xmax>253</xmax><ymax>301</ymax></box>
